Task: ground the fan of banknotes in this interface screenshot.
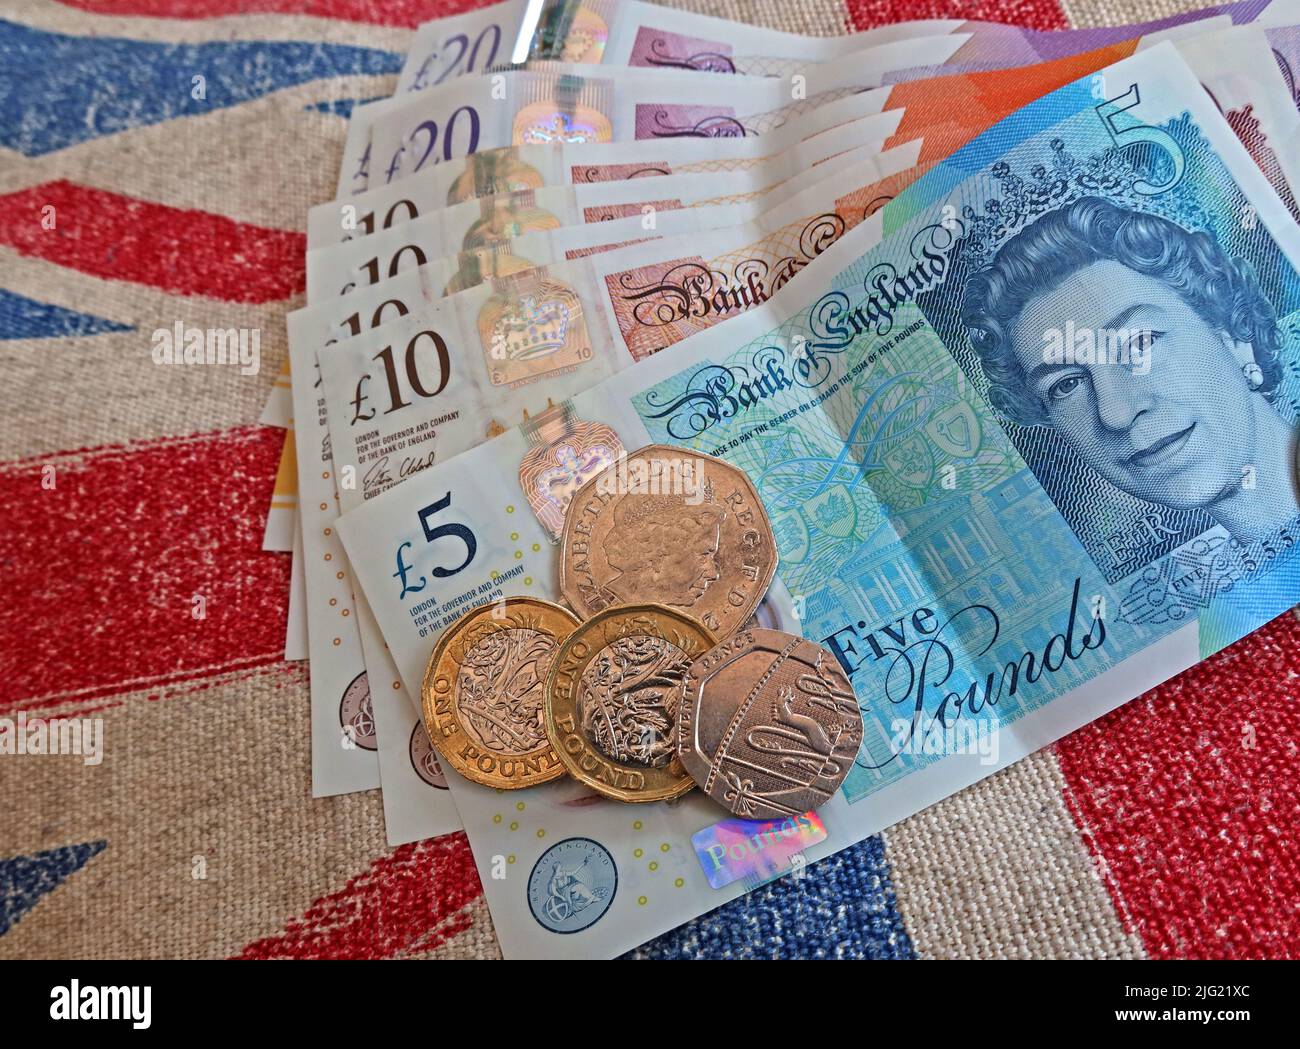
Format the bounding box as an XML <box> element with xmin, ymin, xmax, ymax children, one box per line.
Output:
<box><xmin>260</xmin><ymin>0</ymin><xmax>1300</xmax><ymax>956</ymax></box>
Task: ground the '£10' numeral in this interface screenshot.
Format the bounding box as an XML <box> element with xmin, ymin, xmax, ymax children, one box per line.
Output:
<box><xmin>351</xmin><ymin>330</ymin><xmax>452</xmax><ymax>423</ymax></box>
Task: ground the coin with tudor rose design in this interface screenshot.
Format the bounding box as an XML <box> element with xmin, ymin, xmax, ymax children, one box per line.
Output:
<box><xmin>678</xmin><ymin>628</ymin><xmax>864</xmax><ymax>820</ymax></box>
<box><xmin>422</xmin><ymin>597</ymin><xmax>580</xmax><ymax>790</ymax></box>
<box><xmin>545</xmin><ymin>604</ymin><xmax>717</xmax><ymax>803</ymax></box>
<box><xmin>558</xmin><ymin>445</ymin><xmax>777</xmax><ymax>638</ymax></box>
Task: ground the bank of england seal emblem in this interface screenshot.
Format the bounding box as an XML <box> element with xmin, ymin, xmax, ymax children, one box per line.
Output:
<box><xmin>527</xmin><ymin>837</ymin><xmax>617</xmax><ymax>934</ymax></box>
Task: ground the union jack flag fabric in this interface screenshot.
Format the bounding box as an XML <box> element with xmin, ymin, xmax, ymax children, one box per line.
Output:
<box><xmin>1</xmin><ymin>0</ymin><xmax>1297</xmax><ymax>960</ymax></box>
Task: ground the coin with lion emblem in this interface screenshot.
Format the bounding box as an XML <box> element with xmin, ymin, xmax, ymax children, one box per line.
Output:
<box><xmin>545</xmin><ymin>604</ymin><xmax>717</xmax><ymax>803</ymax></box>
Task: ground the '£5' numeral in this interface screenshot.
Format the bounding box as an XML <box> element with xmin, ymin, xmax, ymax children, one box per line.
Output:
<box><xmin>418</xmin><ymin>492</ymin><xmax>476</xmax><ymax>577</ymax></box>
<box><xmin>394</xmin><ymin>491</ymin><xmax>476</xmax><ymax>600</ymax></box>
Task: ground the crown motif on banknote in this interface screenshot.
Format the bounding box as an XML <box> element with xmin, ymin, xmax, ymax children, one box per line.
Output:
<box><xmin>521</xmin><ymin>110</ymin><xmax>602</xmax><ymax>144</ymax></box>
<box><xmin>956</xmin><ymin>118</ymin><xmax>1210</xmax><ymax>270</ymax></box>
<box><xmin>489</xmin><ymin>291</ymin><xmax>571</xmax><ymax>360</ymax></box>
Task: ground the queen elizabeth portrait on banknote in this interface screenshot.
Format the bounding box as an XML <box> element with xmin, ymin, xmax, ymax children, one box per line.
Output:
<box><xmin>962</xmin><ymin>195</ymin><xmax>1300</xmax><ymax>548</ymax></box>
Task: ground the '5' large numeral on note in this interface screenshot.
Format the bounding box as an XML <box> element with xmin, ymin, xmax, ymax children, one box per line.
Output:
<box><xmin>393</xmin><ymin>492</ymin><xmax>477</xmax><ymax>600</ymax></box>
<box><xmin>1094</xmin><ymin>83</ymin><xmax>1185</xmax><ymax>195</ymax></box>
<box><xmin>418</xmin><ymin>492</ymin><xmax>477</xmax><ymax>577</ymax></box>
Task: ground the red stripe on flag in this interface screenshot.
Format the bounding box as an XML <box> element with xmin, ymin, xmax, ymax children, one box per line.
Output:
<box><xmin>0</xmin><ymin>426</ymin><xmax>290</xmax><ymax>712</ymax></box>
<box><xmin>236</xmin><ymin>835</ymin><xmax>483</xmax><ymax>959</ymax></box>
<box><xmin>1055</xmin><ymin>611</ymin><xmax>1300</xmax><ymax>959</ymax></box>
<box><xmin>54</xmin><ymin>0</ymin><xmax>493</xmax><ymax>29</ymax></box>
<box><xmin>846</xmin><ymin>0</ymin><xmax>1066</xmax><ymax>31</ymax></box>
<box><xmin>0</xmin><ymin>182</ymin><xmax>304</xmax><ymax>304</ymax></box>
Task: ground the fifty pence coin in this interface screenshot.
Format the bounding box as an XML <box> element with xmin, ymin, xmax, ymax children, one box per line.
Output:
<box><xmin>422</xmin><ymin>597</ymin><xmax>579</xmax><ymax>790</ymax></box>
<box><xmin>559</xmin><ymin>445</ymin><xmax>777</xmax><ymax>638</ymax></box>
<box><xmin>545</xmin><ymin>604</ymin><xmax>718</xmax><ymax>803</ymax></box>
<box><xmin>678</xmin><ymin>628</ymin><xmax>864</xmax><ymax>819</ymax></box>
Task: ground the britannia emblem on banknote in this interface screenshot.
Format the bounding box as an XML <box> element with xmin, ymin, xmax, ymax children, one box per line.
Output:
<box><xmin>408</xmin><ymin>723</ymin><xmax>448</xmax><ymax>789</ymax></box>
<box><xmin>339</xmin><ymin>671</ymin><xmax>377</xmax><ymax>751</ymax></box>
<box><xmin>527</xmin><ymin>838</ymin><xmax>617</xmax><ymax>934</ymax></box>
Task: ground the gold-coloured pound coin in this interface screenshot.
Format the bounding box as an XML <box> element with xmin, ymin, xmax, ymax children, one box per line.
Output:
<box><xmin>545</xmin><ymin>604</ymin><xmax>718</xmax><ymax>803</ymax></box>
<box><xmin>422</xmin><ymin>597</ymin><xmax>579</xmax><ymax>790</ymax></box>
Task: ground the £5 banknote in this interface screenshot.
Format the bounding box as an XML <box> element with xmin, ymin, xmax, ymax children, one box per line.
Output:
<box><xmin>301</xmin><ymin>141</ymin><xmax>928</xmax><ymax>829</ymax></box>
<box><xmin>336</xmin><ymin>43</ymin><xmax>1300</xmax><ymax>956</ymax></box>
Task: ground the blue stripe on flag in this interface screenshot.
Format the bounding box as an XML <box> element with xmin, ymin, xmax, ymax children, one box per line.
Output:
<box><xmin>0</xmin><ymin>288</ymin><xmax>133</xmax><ymax>339</ymax></box>
<box><xmin>0</xmin><ymin>20</ymin><xmax>402</xmax><ymax>155</ymax></box>
<box><xmin>1</xmin><ymin>840</ymin><xmax>107</xmax><ymax>937</ymax></box>
<box><xmin>305</xmin><ymin>96</ymin><xmax>388</xmax><ymax>119</ymax></box>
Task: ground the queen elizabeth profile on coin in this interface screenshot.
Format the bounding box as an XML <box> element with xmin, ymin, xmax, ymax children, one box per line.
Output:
<box><xmin>603</xmin><ymin>496</ymin><xmax>725</xmax><ymax>607</ymax></box>
<box><xmin>963</xmin><ymin>196</ymin><xmax>1300</xmax><ymax>545</ymax></box>
<box><xmin>559</xmin><ymin>446</ymin><xmax>777</xmax><ymax>637</ymax></box>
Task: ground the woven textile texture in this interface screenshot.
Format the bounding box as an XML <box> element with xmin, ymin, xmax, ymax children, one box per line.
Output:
<box><xmin>1</xmin><ymin>0</ymin><xmax>1297</xmax><ymax>960</ymax></box>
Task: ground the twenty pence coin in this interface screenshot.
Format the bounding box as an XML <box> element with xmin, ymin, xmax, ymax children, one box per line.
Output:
<box><xmin>678</xmin><ymin>628</ymin><xmax>864</xmax><ymax>819</ymax></box>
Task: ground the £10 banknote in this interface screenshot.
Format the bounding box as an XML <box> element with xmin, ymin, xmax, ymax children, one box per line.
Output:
<box><xmin>304</xmin><ymin>133</ymin><xmax>908</xmax><ymax>304</ymax></box>
<box><xmin>306</xmin><ymin>107</ymin><xmax>905</xmax><ymax>251</ymax></box>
